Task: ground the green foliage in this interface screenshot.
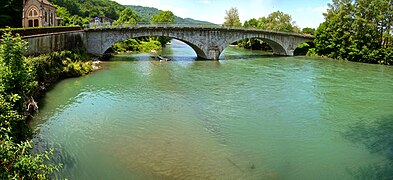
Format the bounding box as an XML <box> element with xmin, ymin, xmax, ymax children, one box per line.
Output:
<box><xmin>150</xmin><ymin>11</ymin><xmax>175</xmax><ymax>46</ymax></box>
<box><xmin>113</xmin><ymin>8</ymin><xmax>140</xmax><ymax>26</ymax></box>
<box><xmin>0</xmin><ymin>30</ymin><xmax>68</xmax><ymax>179</ymax></box>
<box><xmin>150</xmin><ymin>11</ymin><xmax>175</xmax><ymax>23</ymax></box>
<box><xmin>54</xmin><ymin>4</ymin><xmax>90</xmax><ymax>27</ymax></box>
<box><xmin>0</xmin><ymin>28</ymin><xmax>29</xmax><ymax>112</ymax></box>
<box><xmin>111</xmin><ymin>10</ymin><xmax>175</xmax><ymax>53</ymax></box>
<box><xmin>243</xmin><ymin>18</ymin><xmax>259</xmax><ymax>28</ymax></box>
<box><xmin>0</xmin><ymin>111</ymin><xmax>61</xmax><ymax>179</ymax></box>
<box><xmin>0</xmin><ymin>0</ymin><xmax>22</xmax><ymax>28</ymax></box>
<box><xmin>138</xmin><ymin>39</ymin><xmax>162</xmax><ymax>52</ymax></box>
<box><xmin>239</xmin><ymin>11</ymin><xmax>301</xmax><ymax>51</ymax></box>
<box><xmin>223</xmin><ymin>7</ymin><xmax>242</xmax><ymax>27</ymax></box>
<box><xmin>294</xmin><ymin>43</ymin><xmax>314</xmax><ymax>56</ymax></box>
<box><xmin>256</xmin><ymin>11</ymin><xmax>301</xmax><ymax>33</ymax></box>
<box><xmin>111</xmin><ymin>38</ymin><xmax>162</xmax><ymax>53</ymax></box>
<box><xmin>50</xmin><ymin>0</ymin><xmax>125</xmax><ymax>21</ymax></box>
<box><xmin>306</xmin><ymin>48</ymin><xmax>319</xmax><ymax>57</ymax></box>
<box><xmin>237</xmin><ymin>38</ymin><xmax>272</xmax><ymax>51</ymax></box>
<box><xmin>27</xmin><ymin>50</ymin><xmax>93</xmax><ymax>83</ymax></box>
<box><xmin>302</xmin><ymin>27</ymin><xmax>316</xmax><ymax>35</ymax></box>
<box><xmin>127</xmin><ymin>5</ymin><xmax>213</xmax><ymax>25</ymax></box>
<box><xmin>313</xmin><ymin>0</ymin><xmax>393</xmax><ymax>64</ymax></box>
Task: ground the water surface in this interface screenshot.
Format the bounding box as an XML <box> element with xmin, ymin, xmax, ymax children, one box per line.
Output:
<box><xmin>31</xmin><ymin>40</ymin><xmax>393</xmax><ymax>179</ymax></box>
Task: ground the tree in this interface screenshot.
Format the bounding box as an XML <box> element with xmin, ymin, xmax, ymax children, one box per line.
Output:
<box><xmin>224</xmin><ymin>7</ymin><xmax>242</xmax><ymax>27</ymax></box>
<box><xmin>258</xmin><ymin>11</ymin><xmax>300</xmax><ymax>32</ymax></box>
<box><xmin>302</xmin><ymin>27</ymin><xmax>316</xmax><ymax>35</ymax></box>
<box><xmin>55</xmin><ymin>5</ymin><xmax>71</xmax><ymax>26</ymax></box>
<box><xmin>114</xmin><ymin>8</ymin><xmax>140</xmax><ymax>25</ymax></box>
<box><xmin>243</xmin><ymin>18</ymin><xmax>258</xmax><ymax>28</ymax></box>
<box><xmin>150</xmin><ymin>10</ymin><xmax>175</xmax><ymax>23</ymax></box>
<box><xmin>0</xmin><ymin>0</ymin><xmax>22</xmax><ymax>28</ymax></box>
<box><xmin>313</xmin><ymin>0</ymin><xmax>393</xmax><ymax>65</ymax></box>
<box><xmin>0</xmin><ymin>29</ymin><xmax>29</xmax><ymax>112</ymax></box>
<box><xmin>239</xmin><ymin>11</ymin><xmax>301</xmax><ymax>51</ymax></box>
<box><xmin>150</xmin><ymin>11</ymin><xmax>175</xmax><ymax>46</ymax></box>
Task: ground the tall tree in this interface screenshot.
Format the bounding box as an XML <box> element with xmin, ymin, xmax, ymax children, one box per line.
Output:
<box><xmin>0</xmin><ymin>0</ymin><xmax>22</xmax><ymax>28</ymax></box>
<box><xmin>302</xmin><ymin>27</ymin><xmax>316</xmax><ymax>35</ymax></box>
<box><xmin>150</xmin><ymin>11</ymin><xmax>175</xmax><ymax>23</ymax></box>
<box><xmin>314</xmin><ymin>0</ymin><xmax>354</xmax><ymax>60</ymax></box>
<box><xmin>243</xmin><ymin>18</ymin><xmax>258</xmax><ymax>28</ymax></box>
<box><xmin>150</xmin><ymin>11</ymin><xmax>175</xmax><ymax>46</ymax></box>
<box><xmin>257</xmin><ymin>11</ymin><xmax>300</xmax><ymax>32</ymax></box>
<box><xmin>313</xmin><ymin>0</ymin><xmax>393</xmax><ymax>64</ymax></box>
<box><xmin>239</xmin><ymin>11</ymin><xmax>301</xmax><ymax>51</ymax></box>
<box><xmin>114</xmin><ymin>8</ymin><xmax>140</xmax><ymax>25</ymax></box>
<box><xmin>223</xmin><ymin>7</ymin><xmax>242</xmax><ymax>27</ymax></box>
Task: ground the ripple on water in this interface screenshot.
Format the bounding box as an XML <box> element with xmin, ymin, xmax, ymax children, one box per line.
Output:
<box><xmin>31</xmin><ymin>43</ymin><xmax>393</xmax><ymax>179</ymax></box>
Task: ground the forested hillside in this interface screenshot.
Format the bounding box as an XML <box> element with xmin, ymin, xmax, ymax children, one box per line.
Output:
<box><xmin>49</xmin><ymin>0</ymin><xmax>125</xmax><ymax>20</ymax></box>
<box><xmin>0</xmin><ymin>0</ymin><xmax>214</xmax><ymax>28</ymax></box>
<box><xmin>128</xmin><ymin>5</ymin><xmax>214</xmax><ymax>24</ymax></box>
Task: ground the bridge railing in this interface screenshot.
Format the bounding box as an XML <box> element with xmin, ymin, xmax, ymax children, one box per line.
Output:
<box><xmin>84</xmin><ymin>22</ymin><xmax>312</xmax><ymax>37</ymax></box>
<box><xmin>84</xmin><ymin>22</ymin><xmax>222</xmax><ymax>29</ymax></box>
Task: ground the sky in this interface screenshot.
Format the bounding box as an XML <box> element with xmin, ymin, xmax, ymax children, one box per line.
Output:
<box><xmin>112</xmin><ymin>0</ymin><xmax>330</xmax><ymax>28</ymax></box>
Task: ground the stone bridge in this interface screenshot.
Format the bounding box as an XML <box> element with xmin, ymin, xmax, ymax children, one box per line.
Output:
<box><xmin>85</xmin><ymin>25</ymin><xmax>314</xmax><ymax>60</ymax></box>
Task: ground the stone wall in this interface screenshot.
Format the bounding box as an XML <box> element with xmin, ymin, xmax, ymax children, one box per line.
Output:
<box><xmin>22</xmin><ymin>31</ymin><xmax>85</xmax><ymax>55</ymax></box>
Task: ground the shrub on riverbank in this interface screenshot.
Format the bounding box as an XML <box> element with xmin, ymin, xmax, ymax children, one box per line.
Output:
<box><xmin>0</xmin><ymin>29</ymin><xmax>92</xmax><ymax>179</ymax></box>
<box><xmin>111</xmin><ymin>37</ymin><xmax>162</xmax><ymax>53</ymax></box>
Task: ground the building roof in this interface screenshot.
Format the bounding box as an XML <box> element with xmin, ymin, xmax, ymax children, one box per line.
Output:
<box><xmin>41</xmin><ymin>0</ymin><xmax>56</xmax><ymax>7</ymax></box>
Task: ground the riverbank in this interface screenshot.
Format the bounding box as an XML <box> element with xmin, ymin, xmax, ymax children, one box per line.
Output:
<box><xmin>24</xmin><ymin>50</ymin><xmax>96</xmax><ymax>116</ymax></box>
<box><xmin>0</xmin><ymin>30</ymin><xmax>96</xmax><ymax>178</ymax></box>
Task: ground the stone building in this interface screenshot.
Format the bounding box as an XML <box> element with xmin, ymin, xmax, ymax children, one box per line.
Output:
<box><xmin>22</xmin><ymin>0</ymin><xmax>57</xmax><ymax>28</ymax></box>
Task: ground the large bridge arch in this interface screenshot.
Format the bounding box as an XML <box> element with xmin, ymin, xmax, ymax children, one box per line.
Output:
<box><xmin>86</xmin><ymin>28</ymin><xmax>209</xmax><ymax>59</ymax></box>
<box><xmin>101</xmin><ymin>35</ymin><xmax>207</xmax><ymax>59</ymax></box>
<box><xmin>217</xmin><ymin>31</ymin><xmax>313</xmax><ymax>57</ymax></box>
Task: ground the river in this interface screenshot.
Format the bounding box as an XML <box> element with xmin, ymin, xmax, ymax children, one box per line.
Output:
<box><xmin>30</xmin><ymin>40</ymin><xmax>393</xmax><ymax>179</ymax></box>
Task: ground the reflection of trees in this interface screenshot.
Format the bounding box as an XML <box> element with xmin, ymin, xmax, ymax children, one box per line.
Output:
<box><xmin>344</xmin><ymin>116</ymin><xmax>393</xmax><ymax>179</ymax></box>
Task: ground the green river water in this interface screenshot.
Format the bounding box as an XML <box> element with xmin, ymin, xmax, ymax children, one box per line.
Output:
<box><xmin>31</xmin><ymin>40</ymin><xmax>393</xmax><ymax>179</ymax></box>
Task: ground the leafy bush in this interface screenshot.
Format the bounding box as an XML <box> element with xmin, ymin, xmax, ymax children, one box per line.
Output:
<box><xmin>0</xmin><ymin>30</ymin><xmax>63</xmax><ymax>179</ymax></box>
<box><xmin>1</xmin><ymin>30</ymin><xmax>92</xmax><ymax>179</ymax></box>
<box><xmin>111</xmin><ymin>38</ymin><xmax>162</xmax><ymax>53</ymax></box>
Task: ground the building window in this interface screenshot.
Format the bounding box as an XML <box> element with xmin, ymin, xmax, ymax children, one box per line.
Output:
<box><xmin>28</xmin><ymin>20</ymin><xmax>33</xmax><ymax>27</ymax></box>
<box><xmin>28</xmin><ymin>8</ymin><xmax>38</xmax><ymax>17</ymax></box>
<box><xmin>45</xmin><ymin>12</ymin><xmax>48</xmax><ymax>23</ymax></box>
<box><xmin>50</xmin><ymin>13</ymin><xmax>53</xmax><ymax>25</ymax></box>
<box><xmin>34</xmin><ymin>19</ymin><xmax>39</xmax><ymax>27</ymax></box>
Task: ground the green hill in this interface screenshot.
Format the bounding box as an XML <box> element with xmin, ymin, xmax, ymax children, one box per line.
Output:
<box><xmin>0</xmin><ymin>0</ymin><xmax>215</xmax><ymax>28</ymax></box>
<box><xmin>127</xmin><ymin>5</ymin><xmax>215</xmax><ymax>25</ymax></box>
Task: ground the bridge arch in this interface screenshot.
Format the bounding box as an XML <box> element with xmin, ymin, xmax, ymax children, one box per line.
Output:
<box><xmin>85</xmin><ymin>27</ymin><xmax>315</xmax><ymax>60</ymax></box>
<box><xmin>90</xmin><ymin>29</ymin><xmax>208</xmax><ymax>59</ymax></box>
<box><xmin>219</xmin><ymin>36</ymin><xmax>288</xmax><ymax>57</ymax></box>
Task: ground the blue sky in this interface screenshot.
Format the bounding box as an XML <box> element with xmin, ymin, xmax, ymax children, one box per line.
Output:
<box><xmin>113</xmin><ymin>0</ymin><xmax>330</xmax><ymax>28</ymax></box>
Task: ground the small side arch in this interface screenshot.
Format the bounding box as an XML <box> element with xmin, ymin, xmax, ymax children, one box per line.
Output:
<box><xmin>294</xmin><ymin>41</ymin><xmax>315</xmax><ymax>56</ymax></box>
<box><xmin>219</xmin><ymin>36</ymin><xmax>288</xmax><ymax>57</ymax></box>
